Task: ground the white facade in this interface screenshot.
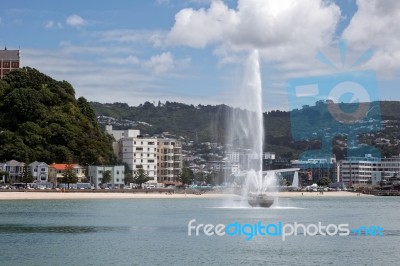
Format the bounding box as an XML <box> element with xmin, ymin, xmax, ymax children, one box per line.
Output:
<box><xmin>339</xmin><ymin>156</ymin><xmax>400</xmax><ymax>185</ymax></box>
<box><xmin>88</xmin><ymin>165</ymin><xmax>125</xmax><ymax>188</ymax></box>
<box><xmin>119</xmin><ymin>137</ymin><xmax>158</xmax><ymax>184</ymax></box>
<box><xmin>208</xmin><ymin>160</ymin><xmax>240</xmax><ymax>175</ymax></box>
<box><xmin>106</xmin><ymin>125</ymin><xmax>141</xmax><ymax>155</ymax></box>
<box><xmin>105</xmin><ymin>125</ymin><xmax>140</xmax><ymax>141</ymax></box>
<box><xmin>29</xmin><ymin>161</ymin><xmax>49</xmax><ymax>183</ymax></box>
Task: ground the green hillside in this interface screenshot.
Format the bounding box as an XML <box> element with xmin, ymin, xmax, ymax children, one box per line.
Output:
<box><xmin>91</xmin><ymin>100</ymin><xmax>400</xmax><ymax>160</ymax></box>
<box><xmin>0</xmin><ymin>67</ymin><xmax>116</xmax><ymax>164</ymax></box>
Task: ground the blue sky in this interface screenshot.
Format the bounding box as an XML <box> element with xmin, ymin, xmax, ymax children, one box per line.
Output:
<box><xmin>0</xmin><ymin>0</ymin><xmax>399</xmax><ymax>111</ymax></box>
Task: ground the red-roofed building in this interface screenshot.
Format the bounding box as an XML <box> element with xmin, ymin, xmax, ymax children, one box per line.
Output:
<box><xmin>48</xmin><ymin>163</ymin><xmax>86</xmax><ymax>185</ymax></box>
<box><xmin>0</xmin><ymin>47</ymin><xmax>20</xmax><ymax>79</ymax></box>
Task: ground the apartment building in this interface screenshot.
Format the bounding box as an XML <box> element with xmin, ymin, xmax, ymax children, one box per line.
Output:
<box><xmin>340</xmin><ymin>155</ymin><xmax>400</xmax><ymax>185</ymax></box>
<box><xmin>87</xmin><ymin>165</ymin><xmax>125</xmax><ymax>189</ymax></box>
<box><xmin>0</xmin><ymin>48</ymin><xmax>20</xmax><ymax>79</ymax></box>
<box><xmin>119</xmin><ymin>136</ymin><xmax>158</xmax><ymax>184</ymax></box>
<box><xmin>157</xmin><ymin>139</ymin><xmax>183</xmax><ymax>185</ymax></box>
<box><xmin>107</xmin><ymin>125</ymin><xmax>183</xmax><ymax>186</ymax></box>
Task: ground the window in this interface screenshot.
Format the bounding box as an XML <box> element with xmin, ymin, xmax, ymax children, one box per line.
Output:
<box><xmin>34</xmin><ymin>169</ymin><xmax>37</xmax><ymax>172</ymax></box>
<box><xmin>116</xmin><ymin>179</ymin><xmax>119</xmax><ymax>182</ymax></box>
<box><xmin>136</xmin><ymin>147</ymin><xmax>143</xmax><ymax>151</ymax></box>
<box><xmin>41</xmin><ymin>168</ymin><xmax>46</xmax><ymax>172</ymax></box>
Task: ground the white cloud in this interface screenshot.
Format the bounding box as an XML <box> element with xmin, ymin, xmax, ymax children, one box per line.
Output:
<box><xmin>66</xmin><ymin>14</ymin><xmax>87</xmax><ymax>27</ymax></box>
<box><xmin>44</xmin><ymin>20</ymin><xmax>62</xmax><ymax>29</ymax></box>
<box><xmin>167</xmin><ymin>0</ymin><xmax>341</xmax><ymax>65</ymax></box>
<box><xmin>143</xmin><ymin>52</ymin><xmax>173</xmax><ymax>74</ymax></box>
<box><xmin>96</xmin><ymin>29</ymin><xmax>166</xmax><ymax>47</ymax></box>
<box><xmin>342</xmin><ymin>0</ymin><xmax>400</xmax><ymax>77</ymax></box>
<box><xmin>21</xmin><ymin>47</ymin><xmax>194</xmax><ymax>107</ymax></box>
<box><xmin>102</xmin><ymin>55</ymin><xmax>141</xmax><ymax>65</ymax></box>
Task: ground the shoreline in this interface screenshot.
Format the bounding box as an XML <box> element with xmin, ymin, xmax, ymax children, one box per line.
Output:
<box><xmin>0</xmin><ymin>191</ymin><xmax>372</xmax><ymax>200</ymax></box>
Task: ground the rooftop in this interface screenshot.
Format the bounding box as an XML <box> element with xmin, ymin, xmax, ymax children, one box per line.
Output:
<box><xmin>0</xmin><ymin>49</ymin><xmax>20</xmax><ymax>61</ymax></box>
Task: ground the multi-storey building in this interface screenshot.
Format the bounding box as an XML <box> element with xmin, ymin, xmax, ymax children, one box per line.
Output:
<box><xmin>107</xmin><ymin>126</ymin><xmax>183</xmax><ymax>186</ymax></box>
<box><xmin>105</xmin><ymin>125</ymin><xmax>140</xmax><ymax>155</ymax></box>
<box><xmin>339</xmin><ymin>155</ymin><xmax>400</xmax><ymax>185</ymax></box>
<box><xmin>119</xmin><ymin>136</ymin><xmax>158</xmax><ymax>185</ymax></box>
<box><xmin>157</xmin><ymin>139</ymin><xmax>183</xmax><ymax>185</ymax></box>
<box><xmin>88</xmin><ymin>165</ymin><xmax>125</xmax><ymax>189</ymax></box>
<box><xmin>0</xmin><ymin>48</ymin><xmax>20</xmax><ymax>79</ymax></box>
<box><xmin>291</xmin><ymin>156</ymin><xmax>337</xmax><ymax>184</ymax></box>
<box><xmin>226</xmin><ymin>150</ymin><xmax>275</xmax><ymax>171</ymax></box>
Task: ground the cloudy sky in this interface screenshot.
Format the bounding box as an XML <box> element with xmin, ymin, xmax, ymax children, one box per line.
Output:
<box><xmin>0</xmin><ymin>0</ymin><xmax>399</xmax><ymax>111</ymax></box>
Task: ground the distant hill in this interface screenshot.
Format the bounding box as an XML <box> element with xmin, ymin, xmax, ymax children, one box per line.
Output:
<box><xmin>0</xmin><ymin>67</ymin><xmax>116</xmax><ymax>164</ymax></box>
<box><xmin>91</xmin><ymin>100</ymin><xmax>400</xmax><ymax>160</ymax></box>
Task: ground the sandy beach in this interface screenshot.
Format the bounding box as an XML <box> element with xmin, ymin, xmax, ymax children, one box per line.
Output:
<box><xmin>0</xmin><ymin>190</ymin><xmax>370</xmax><ymax>200</ymax></box>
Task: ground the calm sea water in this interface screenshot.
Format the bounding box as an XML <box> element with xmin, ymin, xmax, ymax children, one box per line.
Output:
<box><xmin>0</xmin><ymin>196</ymin><xmax>399</xmax><ymax>266</ymax></box>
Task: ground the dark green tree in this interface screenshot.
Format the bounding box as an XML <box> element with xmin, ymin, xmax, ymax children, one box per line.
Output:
<box><xmin>21</xmin><ymin>164</ymin><xmax>34</xmax><ymax>188</ymax></box>
<box><xmin>101</xmin><ymin>170</ymin><xmax>112</xmax><ymax>187</ymax></box>
<box><xmin>0</xmin><ymin>171</ymin><xmax>9</xmax><ymax>183</ymax></box>
<box><xmin>279</xmin><ymin>178</ymin><xmax>288</xmax><ymax>187</ymax></box>
<box><xmin>133</xmin><ymin>167</ymin><xmax>150</xmax><ymax>188</ymax></box>
<box><xmin>179</xmin><ymin>167</ymin><xmax>194</xmax><ymax>186</ymax></box>
<box><xmin>0</xmin><ymin>67</ymin><xmax>116</xmax><ymax>165</ymax></box>
<box><xmin>317</xmin><ymin>177</ymin><xmax>331</xmax><ymax>187</ymax></box>
<box><xmin>62</xmin><ymin>164</ymin><xmax>78</xmax><ymax>189</ymax></box>
<box><xmin>124</xmin><ymin>172</ymin><xmax>134</xmax><ymax>185</ymax></box>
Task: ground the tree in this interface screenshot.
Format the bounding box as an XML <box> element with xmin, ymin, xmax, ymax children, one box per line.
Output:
<box><xmin>133</xmin><ymin>167</ymin><xmax>150</xmax><ymax>188</ymax></box>
<box><xmin>0</xmin><ymin>171</ymin><xmax>9</xmax><ymax>183</ymax></box>
<box><xmin>124</xmin><ymin>172</ymin><xmax>134</xmax><ymax>185</ymax></box>
<box><xmin>317</xmin><ymin>177</ymin><xmax>331</xmax><ymax>187</ymax></box>
<box><xmin>279</xmin><ymin>178</ymin><xmax>288</xmax><ymax>187</ymax></box>
<box><xmin>179</xmin><ymin>167</ymin><xmax>193</xmax><ymax>186</ymax></box>
<box><xmin>61</xmin><ymin>164</ymin><xmax>78</xmax><ymax>189</ymax></box>
<box><xmin>21</xmin><ymin>164</ymin><xmax>34</xmax><ymax>188</ymax></box>
<box><xmin>101</xmin><ymin>170</ymin><xmax>112</xmax><ymax>188</ymax></box>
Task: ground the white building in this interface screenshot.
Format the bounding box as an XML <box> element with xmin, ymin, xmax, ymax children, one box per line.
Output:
<box><xmin>108</xmin><ymin>126</ymin><xmax>183</xmax><ymax>186</ymax></box>
<box><xmin>119</xmin><ymin>137</ymin><xmax>158</xmax><ymax>185</ymax></box>
<box><xmin>339</xmin><ymin>155</ymin><xmax>400</xmax><ymax>185</ymax></box>
<box><xmin>207</xmin><ymin>160</ymin><xmax>240</xmax><ymax>175</ymax></box>
<box><xmin>88</xmin><ymin>165</ymin><xmax>125</xmax><ymax>189</ymax></box>
<box><xmin>29</xmin><ymin>161</ymin><xmax>48</xmax><ymax>183</ymax></box>
<box><xmin>105</xmin><ymin>125</ymin><xmax>140</xmax><ymax>155</ymax></box>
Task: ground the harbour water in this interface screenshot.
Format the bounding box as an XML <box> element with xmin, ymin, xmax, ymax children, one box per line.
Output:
<box><xmin>0</xmin><ymin>197</ymin><xmax>399</xmax><ymax>266</ymax></box>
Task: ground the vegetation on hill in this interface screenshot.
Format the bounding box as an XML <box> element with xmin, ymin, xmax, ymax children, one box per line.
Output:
<box><xmin>91</xmin><ymin>100</ymin><xmax>400</xmax><ymax>160</ymax></box>
<box><xmin>0</xmin><ymin>67</ymin><xmax>116</xmax><ymax>165</ymax></box>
